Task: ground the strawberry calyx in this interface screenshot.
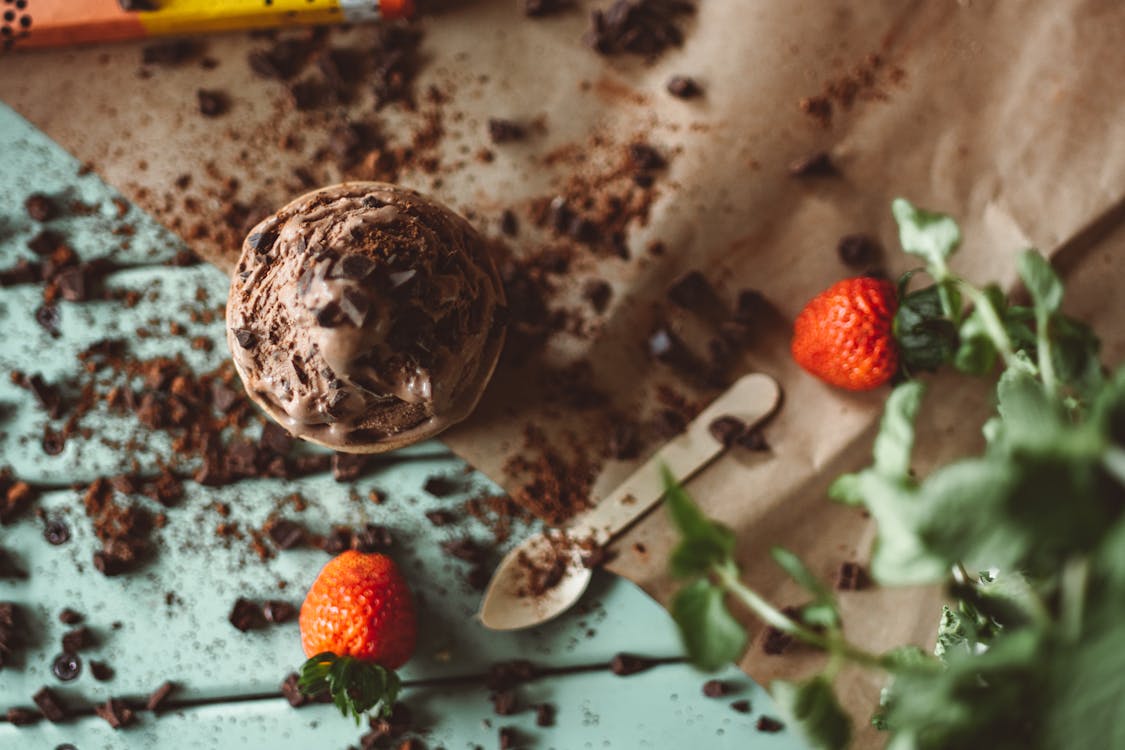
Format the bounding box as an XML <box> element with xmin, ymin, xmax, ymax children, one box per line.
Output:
<box><xmin>893</xmin><ymin>274</ymin><xmax>960</xmax><ymax>376</ymax></box>
<box><xmin>298</xmin><ymin>651</ymin><xmax>402</xmax><ymax>724</ymax></box>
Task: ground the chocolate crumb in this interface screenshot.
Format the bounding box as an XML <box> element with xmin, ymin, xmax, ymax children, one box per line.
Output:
<box><xmin>263</xmin><ymin>600</ymin><xmax>298</xmax><ymax>624</ymax></box>
<box><xmin>5</xmin><ymin>707</ymin><xmax>38</xmax><ymax>726</ymax></box>
<box><xmin>582</xmin><ymin>279</ymin><xmax>613</xmax><ymax>314</ymax></box>
<box><xmin>332</xmin><ymin>452</ymin><xmax>369</xmax><ymax>482</ymax></box>
<box><xmin>731</xmin><ymin>699</ymin><xmax>752</xmax><ymax>714</ymax></box>
<box><xmin>666</xmin><ymin>75</ymin><xmax>702</xmax><ymax>98</ymax></box>
<box><xmin>491</xmin><ymin>690</ymin><xmax>518</xmax><ymax>716</ymax></box>
<box><xmin>90</xmin><ymin>660</ymin><xmax>115</xmax><ymax>681</ymax></box>
<box><xmin>228</xmin><ymin>597</ymin><xmax>267</xmax><ymax>632</ymax></box>
<box><xmin>196</xmin><ymin>89</ymin><xmax>230</xmax><ymax>117</ymax></box>
<box><xmin>835</xmin><ymin>560</ymin><xmax>867</xmax><ymax>591</ymax></box>
<box><xmin>585</xmin><ymin>0</ymin><xmax>696</xmax><ymax>58</ymax></box>
<box><xmin>488</xmin><ymin>119</ymin><xmax>527</xmax><ymax>144</ymax></box>
<box><xmin>441</xmin><ymin>538</ymin><xmax>486</xmax><ymax>564</ymax></box>
<box><xmin>423</xmin><ymin>475</ymin><xmax>460</xmax><ymax>497</ymax></box>
<box><xmin>424</xmin><ymin>510</ymin><xmax>457</xmax><ymax>527</ymax></box>
<box><xmin>233</xmin><ymin>328</ymin><xmax>257</xmax><ymax>349</ymax></box>
<box><xmin>708</xmin><ymin>415</ymin><xmax>746</xmax><ymax>448</ymax></box>
<box><xmin>757</xmin><ymin>716</ymin><xmax>785</xmax><ymax>733</ymax></box>
<box><xmin>0</xmin><ymin>549</ymin><xmax>26</xmax><ymax>580</ymax></box>
<box><xmin>61</xmin><ymin>626</ymin><xmax>94</xmax><ymax>653</ymax></box>
<box><xmin>836</xmin><ymin>234</ymin><xmax>881</xmax><ymax>268</ymax></box>
<box><xmin>737</xmin><ymin>427</ymin><xmax>769</xmax><ymax>452</ymax></box>
<box><xmin>142</xmin><ymin>38</ymin><xmax>202</xmax><ymax>65</ymax></box>
<box><xmin>267</xmin><ymin>519</ymin><xmax>306</xmax><ymax>550</ymax></box>
<box><xmin>146</xmin><ymin>681</ymin><xmax>176</xmax><ymax>712</ymax></box>
<box><xmin>281</xmin><ymin>673</ymin><xmax>309</xmax><ymax>708</ymax></box>
<box><xmin>33</xmin><ymin>687</ymin><xmax>65</xmax><ymax>722</ymax></box>
<box><xmin>610</xmin><ymin>653</ymin><xmax>653</xmax><ymax>676</ymax></box>
<box><xmin>499</xmin><ymin>209</ymin><xmax>519</xmax><ymax>236</ymax></box>
<box><xmin>58</xmin><ymin>608</ymin><xmax>83</xmax><ymax>625</ymax></box>
<box><xmin>535</xmin><ymin>702</ymin><xmax>556</xmax><ymax>727</ymax></box>
<box><xmin>788</xmin><ymin>151</ymin><xmax>836</xmax><ymax>178</ymax></box>
<box><xmin>485</xmin><ymin>660</ymin><xmax>536</xmax><ymax>691</ymax></box>
<box><xmin>95</xmin><ymin>698</ymin><xmax>135</xmax><ymax>729</ymax></box>
<box><xmin>702</xmin><ymin>680</ymin><xmax>731</xmax><ymax>698</ymax></box>
<box><xmin>51</xmin><ymin>652</ymin><xmax>82</xmax><ymax>682</ymax></box>
<box><xmin>25</xmin><ymin>193</ymin><xmax>58</xmax><ymax>222</ymax></box>
<box><xmin>498</xmin><ymin>727</ymin><xmax>519</xmax><ymax>750</ymax></box>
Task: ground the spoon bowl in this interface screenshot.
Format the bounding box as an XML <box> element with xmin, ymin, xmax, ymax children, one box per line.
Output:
<box><xmin>479</xmin><ymin>373</ymin><xmax>781</xmax><ymax>631</ymax></box>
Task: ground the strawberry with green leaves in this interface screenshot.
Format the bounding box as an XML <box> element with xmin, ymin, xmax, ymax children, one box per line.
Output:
<box><xmin>297</xmin><ymin>550</ymin><xmax>417</xmax><ymax>721</ymax></box>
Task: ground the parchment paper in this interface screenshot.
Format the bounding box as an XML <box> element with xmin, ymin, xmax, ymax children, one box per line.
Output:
<box><xmin>4</xmin><ymin>1</ymin><xmax>1125</xmax><ymax>744</ymax></box>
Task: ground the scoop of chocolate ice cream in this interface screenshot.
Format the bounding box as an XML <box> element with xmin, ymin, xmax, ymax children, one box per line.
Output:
<box><xmin>226</xmin><ymin>182</ymin><xmax>506</xmax><ymax>452</ymax></box>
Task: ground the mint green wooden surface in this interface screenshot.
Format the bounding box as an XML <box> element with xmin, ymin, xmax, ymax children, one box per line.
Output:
<box><xmin>0</xmin><ymin>103</ymin><xmax>805</xmax><ymax>749</ymax></box>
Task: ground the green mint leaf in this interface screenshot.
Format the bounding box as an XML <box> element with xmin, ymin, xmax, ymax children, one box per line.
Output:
<box><xmin>826</xmin><ymin>472</ymin><xmax>864</xmax><ymax>506</ymax></box>
<box><xmin>770</xmin><ymin>547</ymin><xmax>839</xmax><ymax>628</ymax></box>
<box><xmin>671</xmin><ymin>578</ymin><xmax>747</xmax><ymax>671</ymax></box>
<box><xmin>892</xmin><ymin>198</ymin><xmax>962</xmax><ymax>267</ymax></box>
<box><xmin>1050</xmin><ymin>314</ymin><xmax>1103</xmax><ymax>397</ymax></box>
<box><xmin>995</xmin><ymin>365</ymin><xmax>1059</xmax><ymax>440</ymax></box>
<box><xmin>894</xmin><ymin>285</ymin><xmax>959</xmax><ymax>372</ymax></box>
<box><xmin>934</xmin><ymin>605</ymin><xmax>974</xmax><ymax>662</ymax></box>
<box><xmin>1018</xmin><ymin>249</ymin><xmax>1063</xmax><ymax>316</ymax></box>
<box><xmin>663</xmin><ymin>466</ymin><xmax>736</xmax><ymax>578</ymax></box>
<box><xmin>771</xmin><ymin>677</ymin><xmax>852</xmax><ymax>750</ymax></box>
<box><xmin>872</xmin><ymin>381</ymin><xmax>925</xmax><ymax>479</ymax></box>
<box><xmin>857</xmin><ymin>472</ymin><xmax>948</xmax><ymax>585</ymax></box>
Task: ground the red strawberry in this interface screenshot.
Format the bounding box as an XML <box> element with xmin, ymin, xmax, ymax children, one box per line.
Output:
<box><xmin>297</xmin><ymin>551</ymin><xmax>417</xmax><ymax>721</ymax></box>
<box><xmin>791</xmin><ymin>277</ymin><xmax>899</xmax><ymax>391</ymax></box>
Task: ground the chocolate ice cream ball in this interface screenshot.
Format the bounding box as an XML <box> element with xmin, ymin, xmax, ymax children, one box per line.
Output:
<box><xmin>226</xmin><ymin>182</ymin><xmax>507</xmax><ymax>452</ymax></box>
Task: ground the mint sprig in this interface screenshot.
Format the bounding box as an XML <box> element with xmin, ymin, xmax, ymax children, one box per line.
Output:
<box><xmin>666</xmin><ymin>199</ymin><xmax>1125</xmax><ymax>748</ymax></box>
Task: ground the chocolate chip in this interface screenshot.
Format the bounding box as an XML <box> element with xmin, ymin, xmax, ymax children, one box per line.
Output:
<box><xmin>260</xmin><ymin>421</ymin><xmax>294</xmax><ymax>456</ymax></box>
<box><xmin>232</xmin><ymin>328</ymin><xmax>257</xmax><ymax>349</ymax></box>
<box><xmin>246</xmin><ymin>229</ymin><xmax>278</xmax><ymax>255</ymax></box>
<box><xmin>837</xmin><ymin>234</ymin><xmax>881</xmax><ymax>268</ymax></box>
<box><xmin>210</xmin><ymin>381</ymin><xmax>239</xmax><ymax>413</ymax></box>
<box><xmin>90</xmin><ymin>660</ymin><xmax>115</xmax><ymax>681</ymax></box>
<box><xmin>330</xmin><ymin>453</ymin><xmax>367</xmax><ymax>482</ymax></box>
<box><xmin>25</xmin><ymin>193</ymin><xmax>58</xmax><ymax>222</ymax></box>
<box><xmin>441</xmin><ymin>538</ymin><xmax>485</xmax><ymax>564</ymax></box>
<box><xmin>35</xmin><ymin>304</ymin><xmax>61</xmax><ymax>336</ymax></box>
<box><xmin>6</xmin><ymin>707</ymin><xmax>38</xmax><ymax>726</ymax></box>
<box><xmin>58</xmin><ymin>609</ymin><xmax>83</xmax><ymax>625</ymax></box>
<box><xmin>424</xmin><ymin>510</ymin><xmax>457</xmax><ymax>526</ymax></box>
<box><xmin>340</xmin><ymin>288</ymin><xmax>371</xmax><ymax>327</ymax></box>
<box><xmin>548</xmin><ymin>196</ymin><xmax>573</xmax><ymax>234</ymax></box>
<box><xmin>321</xmin><ymin>526</ymin><xmax>354</xmax><ymax>555</ymax></box>
<box><xmin>500</xmin><ymin>209</ymin><xmax>519</xmax><ymax>236</ymax></box>
<box><xmin>788</xmin><ymin>151</ymin><xmax>836</xmax><ymax>178</ymax></box>
<box><xmin>228</xmin><ymin>597</ymin><xmax>266</xmax><ymax>632</ymax></box>
<box><xmin>27</xmin><ymin>230</ymin><xmax>64</xmax><ymax>256</ymax></box>
<box><xmin>731</xmin><ymin>699</ymin><xmax>752</xmax><ymax>714</ymax></box>
<box><xmin>43</xmin><ymin>519</ymin><xmax>70</xmax><ymax>545</ymax></box>
<box><xmin>423</xmin><ymin>475</ymin><xmax>460</xmax><ymax>497</ymax></box>
<box><xmin>142</xmin><ymin>38</ymin><xmax>201</xmax><ymax>64</ymax></box>
<box><xmin>535</xmin><ymin>702</ymin><xmax>556</xmax><ymax>727</ymax></box>
<box><xmin>288</xmin><ymin>78</ymin><xmax>323</xmax><ymax>110</ymax></box>
<box><xmin>734</xmin><ymin>288</ymin><xmax>767</xmax><ymax>325</ymax></box>
<box><xmin>492</xmin><ymin>690</ymin><xmax>518</xmax><ymax>716</ymax></box>
<box><xmin>315</xmin><ymin>302</ymin><xmax>345</xmax><ymax>328</ymax></box>
<box><xmin>56</xmin><ymin>265</ymin><xmax>90</xmax><ymax>302</ymax></box>
<box><xmin>33</xmin><ymin>687</ymin><xmax>65</xmax><ymax>722</ymax></box>
<box><xmin>737</xmin><ymin>427</ymin><xmax>769</xmax><ymax>452</ymax></box>
<box><xmin>51</xmin><ymin>652</ymin><xmax>82</xmax><ymax>681</ymax></box>
<box><xmin>607</xmin><ymin>420</ymin><xmax>640</xmax><ymax>460</ymax></box>
<box><xmin>281</xmin><ymin>673</ymin><xmax>309</xmax><ymax>708</ymax></box>
<box><xmin>488</xmin><ymin>118</ymin><xmax>527</xmax><ymax>144</ymax></box>
<box><xmin>498</xmin><ymin>727</ymin><xmax>519</xmax><ymax>750</ymax></box>
<box><xmin>485</xmin><ymin>660</ymin><xmax>536</xmax><ymax>691</ymax></box>
<box><xmin>196</xmin><ymin>89</ymin><xmax>229</xmax><ymax>117</ymax></box>
<box><xmin>667</xmin><ymin>270</ymin><xmax>718</xmax><ymax>312</ymax></box>
<box><xmin>708</xmin><ymin>415</ymin><xmax>746</xmax><ymax>448</ymax></box>
<box><xmin>835</xmin><ymin>560</ymin><xmax>868</xmax><ymax>591</ymax></box>
<box><xmin>267</xmin><ymin>519</ymin><xmax>306</xmax><ymax>550</ymax></box>
<box><xmin>628</xmin><ymin>143</ymin><xmax>666</xmax><ymax>171</ymax></box>
<box><xmin>760</xmin><ymin>622</ymin><xmax>794</xmax><ymax>655</ymax></box>
<box><xmin>336</xmin><ymin>253</ymin><xmax>377</xmax><ymax>280</ymax></box>
<box><xmin>756</xmin><ymin>716</ymin><xmax>785</xmax><ymax>733</ymax></box>
<box><xmin>354</xmin><ymin>524</ymin><xmax>393</xmax><ymax>552</ymax></box>
<box><xmin>582</xmin><ymin>279</ymin><xmax>613</xmax><ymax>314</ymax></box>
<box><xmin>61</xmin><ymin>626</ymin><xmax>94</xmax><ymax>653</ymax></box>
<box><xmin>146</xmin><ymin>681</ymin><xmax>176</xmax><ymax>711</ymax></box>
<box><xmin>362</xmin><ymin>195</ymin><xmax>387</xmax><ymax>208</ymax></box>
<box><xmin>95</xmin><ymin>698</ymin><xmax>135</xmax><ymax>729</ymax></box>
<box><xmin>610</xmin><ymin>653</ymin><xmax>653</xmax><ymax>676</ymax></box>
<box><xmin>702</xmin><ymin>680</ymin><xmax>731</xmax><ymax>698</ymax></box>
<box><xmin>666</xmin><ymin>75</ymin><xmax>702</xmax><ymax>98</ymax></box>
<box><xmin>263</xmin><ymin>600</ymin><xmax>297</xmax><ymax>624</ymax></box>
<box><xmin>467</xmin><ymin>564</ymin><xmax>490</xmax><ymax>591</ymax></box>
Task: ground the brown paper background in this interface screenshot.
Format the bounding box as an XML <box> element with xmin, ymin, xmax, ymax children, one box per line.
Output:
<box><xmin>4</xmin><ymin>1</ymin><xmax>1125</xmax><ymax>745</ymax></box>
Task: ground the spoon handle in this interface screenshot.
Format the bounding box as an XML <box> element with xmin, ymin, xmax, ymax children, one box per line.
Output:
<box><xmin>569</xmin><ymin>373</ymin><xmax>781</xmax><ymax>545</ymax></box>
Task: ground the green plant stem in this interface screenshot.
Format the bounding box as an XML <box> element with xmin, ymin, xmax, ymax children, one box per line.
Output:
<box><xmin>712</xmin><ymin>565</ymin><xmax>920</xmax><ymax>673</ymax></box>
<box><xmin>960</xmin><ymin>282</ymin><xmax>1016</xmax><ymax>367</ymax></box>
<box><xmin>1035</xmin><ymin>308</ymin><xmax>1059</xmax><ymax>398</ymax></box>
